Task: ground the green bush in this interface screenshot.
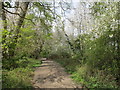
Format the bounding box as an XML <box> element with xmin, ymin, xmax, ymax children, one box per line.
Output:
<box><xmin>2</xmin><ymin>58</ymin><xmax>42</xmax><ymax>88</ymax></box>
<box><xmin>48</xmin><ymin>50</ymin><xmax>71</xmax><ymax>59</ymax></box>
<box><xmin>71</xmin><ymin>65</ymin><xmax>118</xmax><ymax>88</ymax></box>
<box><xmin>16</xmin><ymin>57</ymin><xmax>42</xmax><ymax>68</ymax></box>
<box><xmin>2</xmin><ymin>68</ymin><xmax>32</xmax><ymax>88</ymax></box>
<box><xmin>53</xmin><ymin>57</ymin><xmax>79</xmax><ymax>74</ymax></box>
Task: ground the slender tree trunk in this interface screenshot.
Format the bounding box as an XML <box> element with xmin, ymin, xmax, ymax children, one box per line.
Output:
<box><xmin>1</xmin><ymin>2</ymin><xmax>8</xmax><ymax>59</ymax></box>
<box><xmin>62</xmin><ymin>21</ymin><xmax>75</xmax><ymax>53</ymax></box>
<box><xmin>9</xmin><ymin>2</ymin><xmax>30</xmax><ymax>58</ymax></box>
<box><xmin>116</xmin><ymin>1</ymin><xmax>120</xmax><ymax>86</ymax></box>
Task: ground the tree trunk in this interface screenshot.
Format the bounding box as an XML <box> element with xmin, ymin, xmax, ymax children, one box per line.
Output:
<box><xmin>9</xmin><ymin>2</ymin><xmax>30</xmax><ymax>58</ymax></box>
<box><xmin>1</xmin><ymin>2</ymin><xmax>8</xmax><ymax>59</ymax></box>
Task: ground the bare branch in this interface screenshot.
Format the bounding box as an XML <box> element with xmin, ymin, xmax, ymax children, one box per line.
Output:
<box><xmin>3</xmin><ymin>8</ymin><xmax>35</xmax><ymax>25</ymax></box>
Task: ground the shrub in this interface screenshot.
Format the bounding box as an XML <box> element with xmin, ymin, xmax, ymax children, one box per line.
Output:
<box><xmin>2</xmin><ymin>58</ymin><xmax>42</xmax><ymax>88</ymax></box>
<box><xmin>2</xmin><ymin>68</ymin><xmax>32</xmax><ymax>88</ymax></box>
<box><xmin>71</xmin><ymin>65</ymin><xmax>118</xmax><ymax>88</ymax></box>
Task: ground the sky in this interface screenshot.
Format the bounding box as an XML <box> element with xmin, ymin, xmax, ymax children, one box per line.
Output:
<box><xmin>53</xmin><ymin>1</ymin><xmax>85</xmax><ymax>35</ymax></box>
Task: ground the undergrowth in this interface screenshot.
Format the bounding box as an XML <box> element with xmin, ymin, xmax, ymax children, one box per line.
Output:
<box><xmin>52</xmin><ymin>56</ymin><xmax>119</xmax><ymax>89</ymax></box>
<box><xmin>53</xmin><ymin>58</ymin><xmax>78</xmax><ymax>74</ymax></box>
<box><xmin>71</xmin><ymin>65</ymin><xmax>118</xmax><ymax>89</ymax></box>
<box><xmin>2</xmin><ymin>58</ymin><xmax>42</xmax><ymax>88</ymax></box>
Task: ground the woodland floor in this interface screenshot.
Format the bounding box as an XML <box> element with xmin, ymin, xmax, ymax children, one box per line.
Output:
<box><xmin>32</xmin><ymin>58</ymin><xmax>82</xmax><ymax>88</ymax></box>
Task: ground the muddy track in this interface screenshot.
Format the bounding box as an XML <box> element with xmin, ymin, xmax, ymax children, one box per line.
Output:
<box><xmin>32</xmin><ymin>58</ymin><xmax>82</xmax><ymax>88</ymax></box>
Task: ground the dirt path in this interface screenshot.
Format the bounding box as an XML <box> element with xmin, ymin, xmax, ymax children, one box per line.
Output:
<box><xmin>32</xmin><ymin>58</ymin><xmax>82</xmax><ymax>88</ymax></box>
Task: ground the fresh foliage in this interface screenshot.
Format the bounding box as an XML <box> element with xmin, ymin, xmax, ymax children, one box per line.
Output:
<box><xmin>1</xmin><ymin>1</ymin><xmax>120</xmax><ymax>89</ymax></box>
<box><xmin>2</xmin><ymin>58</ymin><xmax>42</xmax><ymax>88</ymax></box>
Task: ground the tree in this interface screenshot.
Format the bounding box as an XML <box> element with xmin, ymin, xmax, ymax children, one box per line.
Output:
<box><xmin>2</xmin><ymin>2</ymin><xmax>29</xmax><ymax>60</ymax></box>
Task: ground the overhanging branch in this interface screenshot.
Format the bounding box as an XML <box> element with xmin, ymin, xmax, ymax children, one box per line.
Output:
<box><xmin>3</xmin><ymin>8</ymin><xmax>35</xmax><ymax>25</ymax></box>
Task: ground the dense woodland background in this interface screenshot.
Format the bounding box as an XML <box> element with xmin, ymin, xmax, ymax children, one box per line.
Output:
<box><xmin>0</xmin><ymin>1</ymin><xmax>120</xmax><ymax>88</ymax></box>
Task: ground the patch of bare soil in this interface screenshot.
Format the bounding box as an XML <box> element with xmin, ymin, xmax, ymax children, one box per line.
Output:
<box><xmin>32</xmin><ymin>58</ymin><xmax>83</xmax><ymax>88</ymax></box>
